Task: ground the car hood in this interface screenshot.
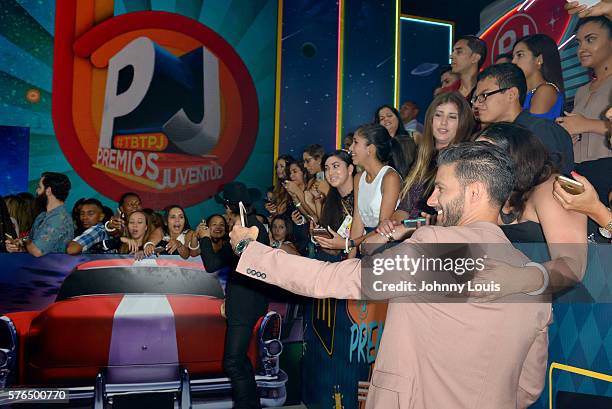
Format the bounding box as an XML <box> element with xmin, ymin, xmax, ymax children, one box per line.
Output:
<box><xmin>25</xmin><ymin>294</ymin><xmax>227</xmax><ymax>384</ymax></box>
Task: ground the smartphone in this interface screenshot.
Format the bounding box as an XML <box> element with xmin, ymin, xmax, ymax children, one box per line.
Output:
<box><xmin>312</xmin><ymin>227</ymin><xmax>333</xmax><ymax>239</ymax></box>
<box><xmin>556</xmin><ymin>175</ymin><xmax>585</xmax><ymax>195</ymax></box>
<box><xmin>238</xmin><ymin>201</ymin><xmax>248</xmax><ymax>227</ymax></box>
<box><xmin>567</xmin><ymin>0</ymin><xmax>600</xmax><ymax>7</ymax></box>
<box><xmin>401</xmin><ymin>218</ymin><xmax>427</xmax><ymax>228</ymax></box>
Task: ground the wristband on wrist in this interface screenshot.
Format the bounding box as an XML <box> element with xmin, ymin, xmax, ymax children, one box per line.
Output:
<box><xmin>104</xmin><ymin>221</ymin><xmax>117</xmax><ymax>232</ymax></box>
<box><xmin>143</xmin><ymin>241</ymin><xmax>155</xmax><ymax>249</ymax></box>
<box><xmin>524</xmin><ymin>262</ymin><xmax>549</xmax><ymax>296</ymax></box>
<box><xmin>344</xmin><ymin>236</ymin><xmax>349</xmax><ymax>253</ymax></box>
<box><xmin>188</xmin><ymin>241</ymin><xmax>200</xmax><ymax>250</ymax></box>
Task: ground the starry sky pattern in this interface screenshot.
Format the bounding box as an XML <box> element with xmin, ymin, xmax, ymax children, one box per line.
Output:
<box><xmin>279</xmin><ymin>0</ymin><xmax>396</xmax><ymax>156</ymax></box>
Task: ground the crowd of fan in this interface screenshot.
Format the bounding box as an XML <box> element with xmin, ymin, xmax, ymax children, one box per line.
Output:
<box><xmin>1</xmin><ymin>14</ymin><xmax>611</xmax><ymax>260</ymax></box>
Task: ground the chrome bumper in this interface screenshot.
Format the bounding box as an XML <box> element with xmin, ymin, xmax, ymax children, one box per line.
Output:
<box><xmin>0</xmin><ymin>369</ymin><xmax>288</xmax><ymax>407</ymax></box>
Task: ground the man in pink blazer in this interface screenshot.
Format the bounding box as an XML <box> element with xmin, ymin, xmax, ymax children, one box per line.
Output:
<box><xmin>230</xmin><ymin>143</ymin><xmax>551</xmax><ymax>409</ymax></box>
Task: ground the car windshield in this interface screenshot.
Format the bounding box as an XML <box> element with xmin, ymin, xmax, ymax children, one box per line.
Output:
<box><xmin>56</xmin><ymin>266</ymin><xmax>225</xmax><ymax>301</ymax></box>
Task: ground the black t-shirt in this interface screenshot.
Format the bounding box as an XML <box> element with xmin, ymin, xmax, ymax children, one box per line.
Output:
<box><xmin>514</xmin><ymin>110</ymin><xmax>574</xmax><ymax>175</ymax></box>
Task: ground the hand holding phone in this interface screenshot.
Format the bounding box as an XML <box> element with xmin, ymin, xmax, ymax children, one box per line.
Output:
<box><xmin>401</xmin><ymin>218</ymin><xmax>427</xmax><ymax>228</ymax></box>
<box><xmin>312</xmin><ymin>226</ymin><xmax>333</xmax><ymax>239</ymax></box>
<box><xmin>556</xmin><ymin>175</ymin><xmax>585</xmax><ymax>195</ymax></box>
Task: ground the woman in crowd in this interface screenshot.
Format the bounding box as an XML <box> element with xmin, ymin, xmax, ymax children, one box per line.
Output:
<box><xmin>143</xmin><ymin>208</ymin><xmax>164</xmax><ymax>231</ymax></box>
<box><xmin>349</xmin><ymin>124</ymin><xmax>403</xmax><ymax>257</ymax></box>
<box><xmin>311</xmin><ymin>149</ymin><xmax>356</xmax><ymax>261</ymax></box>
<box><xmin>71</xmin><ymin>198</ymin><xmax>87</xmax><ymax>236</ymax></box>
<box><xmin>0</xmin><ymin>198</ymin><xmax>16</xmax><ymax>252</ymax></box>
<box><xmin>475</xmin><ymin>122</ymin><xmax>587</xmax><ymax>293</ymax></box>
<box><xmin>265</xmin><ymin>154</ymin><xmax>294</xmax><ymax>216</ymax></box>
<box><xmin>269</xmin><ymin>215</ymin><xmax>299</xmax><ymax>255</ymax></box>
<box><xmin>4</xmin><ymin>194</ymin><xmax>34</xmax><ymax>238</ymax></box>
<box><xmin>158</xmin><ymin>205</ymin><xmax>199</xmax><ymax>258</ymax></box>
<box><xmin>392</xmin><ymin>92</ymin><xmax>475</xmax><ymax>222</ymax></box>
<box><xmin>374</xmin><ymin>105</ymin><xmax>410</xmax><ymax>138</ymax></box>
<box><xmin>303</xmin><ymin>144</ymin><xmax>330</xmax><ymax>201</ymax></box>
<box><xmin>284</xmin><ymin>160</ymin><xmax>319</xmax><ymax>220</ymax></box>
<box><xmin>197</xmin><ymin>214</ymin><xmax>229</xmax><ymax>252</ymax></box>
<box><xmin>343</xmin><ymin>132</ymin><xmax>354</xmax><ymax>150</ymax></box>
<box><xmin>556</xmin><ymin>16</ymin><xmax>611</xmax><ymax>165</ymax></box>
<box><xmin>512</xmin><ymin>34</ymin><xmax>565</xmax><ymax>120</ymax></box>
<box><xmin>101</xmin><ymin>210</ymin><xmax>155</xmax><ymax>259</ymax></box>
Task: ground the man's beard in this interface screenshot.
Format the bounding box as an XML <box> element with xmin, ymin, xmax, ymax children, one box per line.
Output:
<box><xmin>35</xmin><ymin>193</ymin><xmax>48</xmax><ymax>212</ymax></box>
<box><xmin>441</xmin><ymin>195</ymin><xmax>464</xmax><ymax>227</ymax></box>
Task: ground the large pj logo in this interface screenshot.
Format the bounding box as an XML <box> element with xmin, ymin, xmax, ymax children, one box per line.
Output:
<box><xmin>53</xmin><ymin>1</ymin><xmax>258</xmax><ymax>207</ymax></box>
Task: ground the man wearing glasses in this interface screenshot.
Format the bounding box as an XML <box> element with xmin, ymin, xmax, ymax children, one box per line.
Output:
<box><xmin>472</xmin><ymin>63</ymin><xmax>574</xmax><ymax>175</ymax></box>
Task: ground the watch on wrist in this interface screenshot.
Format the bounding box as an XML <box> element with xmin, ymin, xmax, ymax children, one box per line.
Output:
<box><xmin>599</xmin><ymin>210</ymin><xmax>612</xmax><ymax>239</ymax></box>
<box><xmin>234</xmin><ymin>238</ymin><xmax>253</xmax><ymax>255</ymax></box>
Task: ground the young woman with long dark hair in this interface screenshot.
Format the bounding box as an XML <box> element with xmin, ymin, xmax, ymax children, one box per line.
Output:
<box><xmin>512</xmin><ymin>34</ymin><xmax>565</xmax><ymax>120</ymax></box>
<box><xmin>310</xmin><ymin>150</ymin><xmax>356</xmax><ymax>260</ymax></box>
<box><xmin>348</xmin><ymin>124</ymin><xmax>407</xmax><ymax>257</ymax></box>
<box><xmin>474</xmin><ymin>122</ymin><xmax>587</xmax><ymax>297</ymax></box>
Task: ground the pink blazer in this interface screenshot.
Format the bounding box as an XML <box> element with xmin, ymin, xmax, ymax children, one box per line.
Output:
<box><xmin>236</xmin><ymin>221</ymin><xmax>551</xmax><ymax>409</ymax></box>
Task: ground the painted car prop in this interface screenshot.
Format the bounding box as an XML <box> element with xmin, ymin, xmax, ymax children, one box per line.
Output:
<box><xmin>0</xmin><ymin>258</ymin><xmax>287</xmax><ymax>408</ymax></box>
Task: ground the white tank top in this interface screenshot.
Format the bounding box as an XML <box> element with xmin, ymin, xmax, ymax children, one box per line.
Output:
<box><xmin>358</xmin><ymin>165</ymin><xmax>397</xmax><ymax>228</ymax></box>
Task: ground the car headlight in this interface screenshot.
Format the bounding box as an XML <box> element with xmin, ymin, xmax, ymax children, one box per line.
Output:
<box><xmin>264</xmin><ymin>339</ymin><xmax>283</xmax><ymax>357</ymax></box>
<box><xmin>258</xmin><ymin>312</ymin><xmax>283</xmax><ymax>376</ymax></box>
<box><xmin>0</xmin><ymin>316</ymin><xmax>17</xmax><ymax>387</ymax></box>
<box><xmin>259</xmin><ymin>312</ymin><xmax>282</xmax><ymax>342</ymax></box>
<box><xmin>0</xmin><ymin>316</ymin><xmax>16</xmax><ymax>351</ymax></box>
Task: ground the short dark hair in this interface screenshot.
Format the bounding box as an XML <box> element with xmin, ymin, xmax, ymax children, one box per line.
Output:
<box><xmin>80</xmin><ymin>198</ymin><xmax>104</xmax><ymax>212</ymax></box>
<box><xmin>118</xmin><ymin>192</ymin><xmax>141</xmax><ymax>207</ymax></box>
<box><xmin>225</xmin><ymin>202</ymin><xmax>255</xmax><ymax>217</ymax></box>
<box><xmin>458</xmin><ymin>35</ymin><xmax>488</xmax><ymax>68</ymax></box>
<box><xmin>576</xmin><ymin>16</ymin><xmax>612</xmax><ymax>38</ymax></box>
<box><xmin>303</xmin><ymin>144</ymin><xmax>325</xmax><ymax>160</ymax></box>
<box><xmin>477</xmin><ymin>63</ymin><xmax>527</xmax><ymax>106</ymax></box>
<box><xmin>436</xmin><ymin>142</ymin><xmax>515</xmax><ymax>208</ymax></box>
<box><xmin>495</xmin><ymin>52</ymin><xmax>513</xmax><ymax>63</ymax></box>
<box><xmin>41</xmin><ymin>172</ymin><xmax>71</xmax><ymax>202</ymax></box>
